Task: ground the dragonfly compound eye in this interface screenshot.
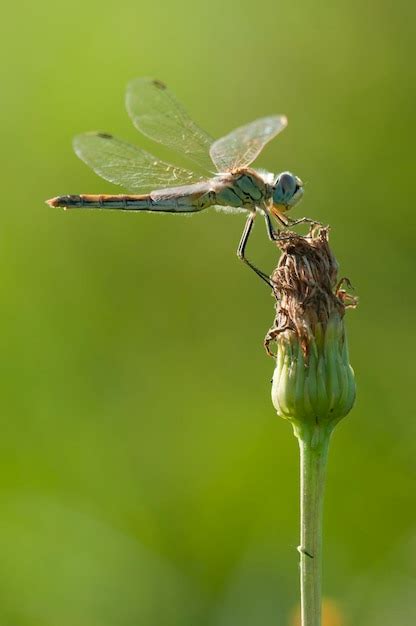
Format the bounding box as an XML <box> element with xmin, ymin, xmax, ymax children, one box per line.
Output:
<box><xmin>273</xmin><ymin>172</ymin><xmax>299</xmax><ymax>205</ymax></box>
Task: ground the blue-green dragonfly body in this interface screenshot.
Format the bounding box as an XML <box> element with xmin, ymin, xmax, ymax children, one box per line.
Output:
<box><xmin>47</xmin><ymin>78</ymin><xmax>305</xmax><ymax>281</ymax></box>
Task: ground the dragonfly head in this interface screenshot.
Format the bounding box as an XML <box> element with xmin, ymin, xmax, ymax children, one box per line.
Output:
<box><xmin>272</xmin><ymin>172</ymin><xmax>304</xmax><ymax>212</ymax></box>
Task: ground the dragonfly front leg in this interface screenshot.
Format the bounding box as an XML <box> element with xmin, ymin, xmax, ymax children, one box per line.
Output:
<box><xmin>264</xmin><ymin>211</ymin><xmax>321</xmax><ymax>242</ymax></box>
<box><xmin>264</xmin><ymin>211</ymin><xmax>285</xmax><ymax>241</ymax></box>
<box><xmin>237</xmin><ymin>212</ymin><xmax>272</xmax><ymax>286</ymax></box>
<box><xmin>286</xmin><ymin>216</ymin><xmax>322</xmax><ymax>228</ymax></box>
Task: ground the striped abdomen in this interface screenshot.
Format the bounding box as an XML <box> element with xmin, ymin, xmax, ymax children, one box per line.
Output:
<box><xmin>47</xmin><ymin>182</ymin><xmax>216</xmax><ymax>212</ymax></box>
<box><xmin>48</xmin><ymin>194</ymin><xmax>161</xmax><ymax>210</ymax></box>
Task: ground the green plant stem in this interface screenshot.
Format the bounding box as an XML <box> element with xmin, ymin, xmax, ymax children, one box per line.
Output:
<box><xmin>295</xmin><ymin>424</ymin><xmax>332</xmax><ymax>626</ymax></box>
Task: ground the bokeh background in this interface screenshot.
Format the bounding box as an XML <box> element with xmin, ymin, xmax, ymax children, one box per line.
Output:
<box><xmin>1</xmin><ymin>0</ymin><xmax>415</xmax><ymax>624</ymax></box>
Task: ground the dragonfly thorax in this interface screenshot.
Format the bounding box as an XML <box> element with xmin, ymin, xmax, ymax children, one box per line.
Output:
<box><xmin>214</xmin><ymin>167</ymin><xmax>270</xmax><ymax>210</ymax></box>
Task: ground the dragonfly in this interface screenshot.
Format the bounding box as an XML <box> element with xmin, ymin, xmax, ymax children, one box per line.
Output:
<box><xmin>47</xmin><ymin>77</ymin><xmax>306</xmax><ymax>282</ymax></box>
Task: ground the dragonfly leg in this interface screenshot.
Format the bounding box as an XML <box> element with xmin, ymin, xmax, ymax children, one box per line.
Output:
<box><xmin>237</xmin><ymin>213</ymin><xmax>272</xmax><ymax>286</ymax></box>
<box><xmin>265</xmin><ymin>212</ymin><xmax>322</xmax><ymax>242</ymax></box>
<box><xmin>264</xmin><ymin>210</ymin><xmax>297</xmax><ymax>242</ymax></box>
<box><xmin>286</xmin><ymin>216</ymin><xmax>322</xmax><ymax>228</ymax></box>
<box><xmin>264</xmin><ymin>211</ymin><xmax>281</xmax><ymax>241</ymax></box>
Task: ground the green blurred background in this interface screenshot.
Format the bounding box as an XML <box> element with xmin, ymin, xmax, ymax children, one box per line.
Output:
<box><xmin>1</xmin><ymin>0</ymin><xmax>415</xmax><ymax>624</ymax></box>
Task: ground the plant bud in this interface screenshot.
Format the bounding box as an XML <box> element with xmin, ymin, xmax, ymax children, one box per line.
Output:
<box><xmin>265</xmin><ymin>227</ymin><xmax>357</xmax><ymax>429</ymax></box>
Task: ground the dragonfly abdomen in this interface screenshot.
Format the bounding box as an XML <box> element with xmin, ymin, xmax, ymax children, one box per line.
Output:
<box><xmin>47</xmin><ymin>194</ymin><xmax>153</xmax><ymax>209</ymax></box>
<box><xmin>47</xmin><ymin>187</ymin><xmax>216</xmax><ymax>212</ymax></box>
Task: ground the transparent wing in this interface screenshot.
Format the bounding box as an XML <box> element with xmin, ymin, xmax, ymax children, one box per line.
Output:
<box><xmin>126</xmin><ymin>77</ymin><xmax>214</xmax><ymax>174</ymax></box>
<box><xmin>209</xmin><ymin>115</ymin><xmax>288</xmax><ymax>172</ymax></box>
<box><xmin>73</xmin><ymin>132</ymin><xmax>205</xmax><ymax>193</ymax></box>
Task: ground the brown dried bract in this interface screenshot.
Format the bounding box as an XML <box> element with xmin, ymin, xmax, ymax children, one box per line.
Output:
<box><xmin>264</xmin><ymin>226</ymin><xmax>357</xmax><ymax>358</ymax></box>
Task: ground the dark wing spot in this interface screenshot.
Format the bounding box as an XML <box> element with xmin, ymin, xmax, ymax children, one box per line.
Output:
<box><xmin>97</xmin><ymin>132</ymin><xmax>113</xmax><ymax>139</ymax></box>
<box><xmin>153</xmin><ymin>79</ymin><xmax>166</xmax><ymax>90</ymax></box>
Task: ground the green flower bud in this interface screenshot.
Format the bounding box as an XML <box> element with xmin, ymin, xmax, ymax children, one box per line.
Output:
<box><xmin>265</xmin><ymin>227</ymin><xmax>356</xmax><ymax>430</ymax></box>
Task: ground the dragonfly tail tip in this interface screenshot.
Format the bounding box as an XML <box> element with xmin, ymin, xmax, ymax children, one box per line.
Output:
<box><xmin>46</xmin><ymin>197</ymin><xmax>60</xmax><ymax>208</ymax></box>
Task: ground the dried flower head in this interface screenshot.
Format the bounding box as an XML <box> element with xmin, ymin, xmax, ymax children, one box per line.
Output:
<box><xmin>266</xmin><ymin>227</ymin><xmax>357</xmax><ymax>429</ymax></box>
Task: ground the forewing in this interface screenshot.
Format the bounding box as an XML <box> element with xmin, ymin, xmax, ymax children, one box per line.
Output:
<box><xmin>126</xmin><ymin>77</ymin><xmax>214</xmax><ymax>174</ymax></box>
<box><xmin>73</xmin><ymin>132</ymin><xmax>204</xmax><ymax>193</ymax></box>
<box><xmin>209</xmin><ymin>115</ymin><xmax>288</xmax><ymax>172</ymax></box>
